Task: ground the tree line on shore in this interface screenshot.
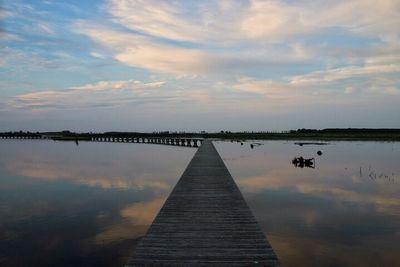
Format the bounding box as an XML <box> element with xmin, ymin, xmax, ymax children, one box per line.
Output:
<box><xmin>1</xmin><ymin>128</ymin><xmax>400</xmax><ymax>141</ymax></box>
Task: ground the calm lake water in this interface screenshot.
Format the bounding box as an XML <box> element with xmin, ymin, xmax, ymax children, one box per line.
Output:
<box><xmin>0</xmin><ymin>140</ymin><xmax>399</xmax><ymax>266</ymax></box>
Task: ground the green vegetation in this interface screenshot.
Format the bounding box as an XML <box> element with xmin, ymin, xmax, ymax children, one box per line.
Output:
<box><xmin>51</xmin><ymin>136</ymin><xmax>92</xmax><ymax>141</ymax></box>
<box><xmin>1</xmin><ymin>128</ymin><xmax>400</xmax><ymax>141</ymax></box>
<box><xmin>202</xmin><ymin>129</ymin><xmax>400</xmax><ymax>141</ymax></box>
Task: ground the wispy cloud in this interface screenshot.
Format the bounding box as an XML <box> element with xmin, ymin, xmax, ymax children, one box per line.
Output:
<box><xmin>104</xmin><ymin>0</ymin><xmax>243</xmax><ymax>43</ymax></box>
<box><xmin>0</xmin><ymin>8</ymin><xmax>15</xmax><ymax>18</ymax></box>
<box><xmin>1</xmin><ymin>2</ymin><xmax>57</xmax><ymax>38</ymax></box>
<box><xmin>77</xmin><ymin>25</ymin><xmax>211</xmax><ymax>75</ymax></box>
<box><xmin>228</xmin><ymin>61</ymin><xmax>400</xmax><ymax>98</ymax></box>
<box><xmin>11</xmin><ymin>80</ymin><xmax>170</xmax><ymax>110</ymax></box>
<box><xmin>242</xmin><ymin>0</ymin><xmax>400</xmax><ymax>42</ymax></box>
<box><xmin>76</xmin><ymin>23</ymin><xmax>311</xmax><ymax>75</ymax></box>
<box><xmin>89</xmin><ymin>51</ymin><xmax>105</xmax><ymax>59</ymax></box>
<box><xmin>104</xmin><ymin>0</ymin><xmax>400</xmax><ymax>43</ymax></box>
<box><xmin>37</xmin><ymin>22</ymin><xmax>55</xmax><ymax>35</ymax></box>
<box><xmin>290</xmin><ymin>64</ymin><xmax>400</xmax><ymax>86</ymax></box>
<box><xmin>0</xmin><ymin>47</ymin><xmax>58</xmax><ymax>69</ymax></box>
<box><xmin>73</xmin><ymin>0</ymin><xmax>400</xmax><ymax>78</ymax></box>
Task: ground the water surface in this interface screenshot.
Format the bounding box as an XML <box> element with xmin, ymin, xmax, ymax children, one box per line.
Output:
<box><xmin>0</xmin><ymin>139</ymin><xmax>399</xmax><ymax>266</ymax></box>
<box><xmin>0</xmin><ymin>140</ymin><xmax>195</xmax><ymax>266</ymax></box>
<box><xmin>215</xmin><ymin>141</ymin><xmax>400</xmax><ymax>267</ymax></box>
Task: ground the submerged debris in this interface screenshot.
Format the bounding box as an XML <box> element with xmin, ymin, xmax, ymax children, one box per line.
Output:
<box><xmin>250</xmin><ymin>142</ymin><xmax>263</xmax><ymax>149</ymax></box>
<box><xmin>292</xmin><ymin>157</ymin><xmax>315</xmax><ymax>168</ymax></box>
<box><xmin>295</xmin><ymin>142</ymin><xmax>329</xmax><ymax>146</ymax></box>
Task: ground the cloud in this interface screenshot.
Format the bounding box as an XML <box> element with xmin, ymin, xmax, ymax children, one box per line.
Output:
<box><xmin>290</xmin><ymin>64</ymin><xmax>400</xmax><ymax>86</ymax></box>
<box><xmin>77</xmin><ymin>24</ymin><xmax>212</xmax><ymax>74</ymax></box>
<box><xmin>0</xmin><ymin>47</ymin><xmax>58</xmax><ymax>69</ymax></box>
<box><xmin>1</xmin><ymin>2</ymin><xmax>59</xmax><ymax>39</ymax></box>
<box><xmin>89</xmin><ymin>51</ymin><xmax>105</xmax><ymax>59</ymax></box>
<box><xmin>72</xmin><ymin>0</ymin><xmax>400</xmax><ymax>77</ymax></box>
<box><xmin>76</xmin><ymin>23</ymin><xmax>311</xmax><ymax>75</ymax></box>
<box><xmin>41</xmin><ymin>1</ymin><xmax>82</xmax><ymax>15</ymax></box>
<box><xmin>0</xmin><ymin>8</ymin><xmax>14</xmax><ymax>18</ymax></box>
<box><xmin>104</xmin><ymin>0</ymin><xmax>244</xmax><ymax>43</ymax></box>
<box><xmin>106</xmin><ymin>0</ymin><xmax>200</xmax><ymax>42</ymax></box>
<box><xmin>240</xmin><ymin>0</ymin><xmax>312</xmax><ymax>40</ymax></box>
<box><xmin>242</xmin><ymin>0</ymin><xmax>400</xmax><ymax>42</ymax></box>
<box><xmin>230</xmin><ymin>76</ymin><xmax>301</xmax><ymax>99</ymax></box>
<box><xmin>104</xmin><ymin>0</ymin><xmax>400</xmax><ymax>43</ymax></box>
<box><xmin>11</xmin><ymin>80</ymin><xmax>170</xmax><ymax>110</ymax></box>
<box><xmin>243</xmin><ymin>0</ymin><xmax>400</xmax><ymax>43</ymax></box>
<box><xmin>0</xmin><ymin>32</ymin><xmax>22</xmax><ymax>42</ymax></box>
<box><xmin>37</xmin><ymin>22</ymin><xmax>55</xmax><ymax>35</ymax></box>
<box><xmin>315</xmin><ymin>0</ymin><xmax>400</xmax><ymax>42</ymax></box>
<box><xmin>70</xmin><ymin>80</ymin><xmax>166</xmax><ymax>91</ymax></box>
<box><xmin>233</xmin><ymin>55</ymin><xmax>400</xmax><ymax>96</ymax></box>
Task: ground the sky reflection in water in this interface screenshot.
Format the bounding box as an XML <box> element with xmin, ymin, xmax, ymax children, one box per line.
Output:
<box><xmin>0</xmin><ymin>140</ymin><xmax>195</xmax><ymax>267</ymax></box>
<box><xmin>215</xmin><ymin>141</ymin><xmax>400</xmax><ymax>267</ymax></box>
<box><xmin>0</xmin><ymin>140</ymin><xmax>399</xmax><ymax>266</ymax></box>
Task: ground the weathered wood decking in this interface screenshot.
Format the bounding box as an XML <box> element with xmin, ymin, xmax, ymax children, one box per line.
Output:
<box><xmin>126</xmin><ymin>140</ymin><xmax>279</xmax><ymax>266</ymax></box>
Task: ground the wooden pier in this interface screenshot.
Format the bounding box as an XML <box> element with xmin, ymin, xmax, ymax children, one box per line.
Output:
<box><xmin>126</xmin><ymin>140</ymin><xmax>279</xmax><ymax>266</ymax></box>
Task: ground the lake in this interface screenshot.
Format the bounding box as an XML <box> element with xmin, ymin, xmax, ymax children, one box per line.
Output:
<box><xmin>0</xmin><ymin>140</ymin><xmax>399</xmax><ymax>266</ymax></box>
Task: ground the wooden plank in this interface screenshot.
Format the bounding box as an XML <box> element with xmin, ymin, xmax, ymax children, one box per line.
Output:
<box><xmin>126</xmin><ymin>140</ymin><xmax>280</xmax><ymax>266</ymax></box>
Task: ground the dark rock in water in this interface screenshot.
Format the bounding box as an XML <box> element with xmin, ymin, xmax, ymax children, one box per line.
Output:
<box><xmin>241</xmin><ymin>142</ymin><xmax>243</xmax><ymax>145</ymax></box>
<box><xmin>317</xmin><ymin>150</ymin><xmax>322</xmax><ymax>156</ymax></box>
<box><xmin>250</xmin><ymin>144</ymin><xmax>254</xmax><ymax>149</ymax></box>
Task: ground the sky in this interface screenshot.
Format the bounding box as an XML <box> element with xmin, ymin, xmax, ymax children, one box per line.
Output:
<box><xmin>0</xmin><ymin>0</ymin><xmax>399</xmax><ymax>132</ymax></box>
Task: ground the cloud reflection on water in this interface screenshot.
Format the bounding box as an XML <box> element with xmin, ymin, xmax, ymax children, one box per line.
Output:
<box><xmin>94</xmin><ymin>197</ymin><xmax>166</xmax><ymax>246</ymax></box>
<box><xmin>1</xmin><ymin>141</ymin><xmax>193</xmax><ymax>191</ymax></box>
<box><xmin>0</xmin><ymin>140</ymin><xmax>399</xmax><ymax>266</ymax></box>
<box><xmin>0</xmin><ymin>140</ymin><xmax>194</xmax><ymax>267</ymax></box>
<box><xmin>215</xmin><ymin>141</ymin><xmax>400</xmax><ymax>267</ymax></box>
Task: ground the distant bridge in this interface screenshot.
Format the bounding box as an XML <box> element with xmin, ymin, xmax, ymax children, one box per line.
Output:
<box><xmin>0</xmin><ymin>133</ymin><xmax>203</xmax><ymax>147</ymax></box>
<box><xmin>1</xmin><ymin>133</ymin><xmax>279</xmax><ymax>265</ymax></box>
<box><xmin>90</xmin><ymin>136</ymin><xmax>203</xmax><ymax>147</ymax></box>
